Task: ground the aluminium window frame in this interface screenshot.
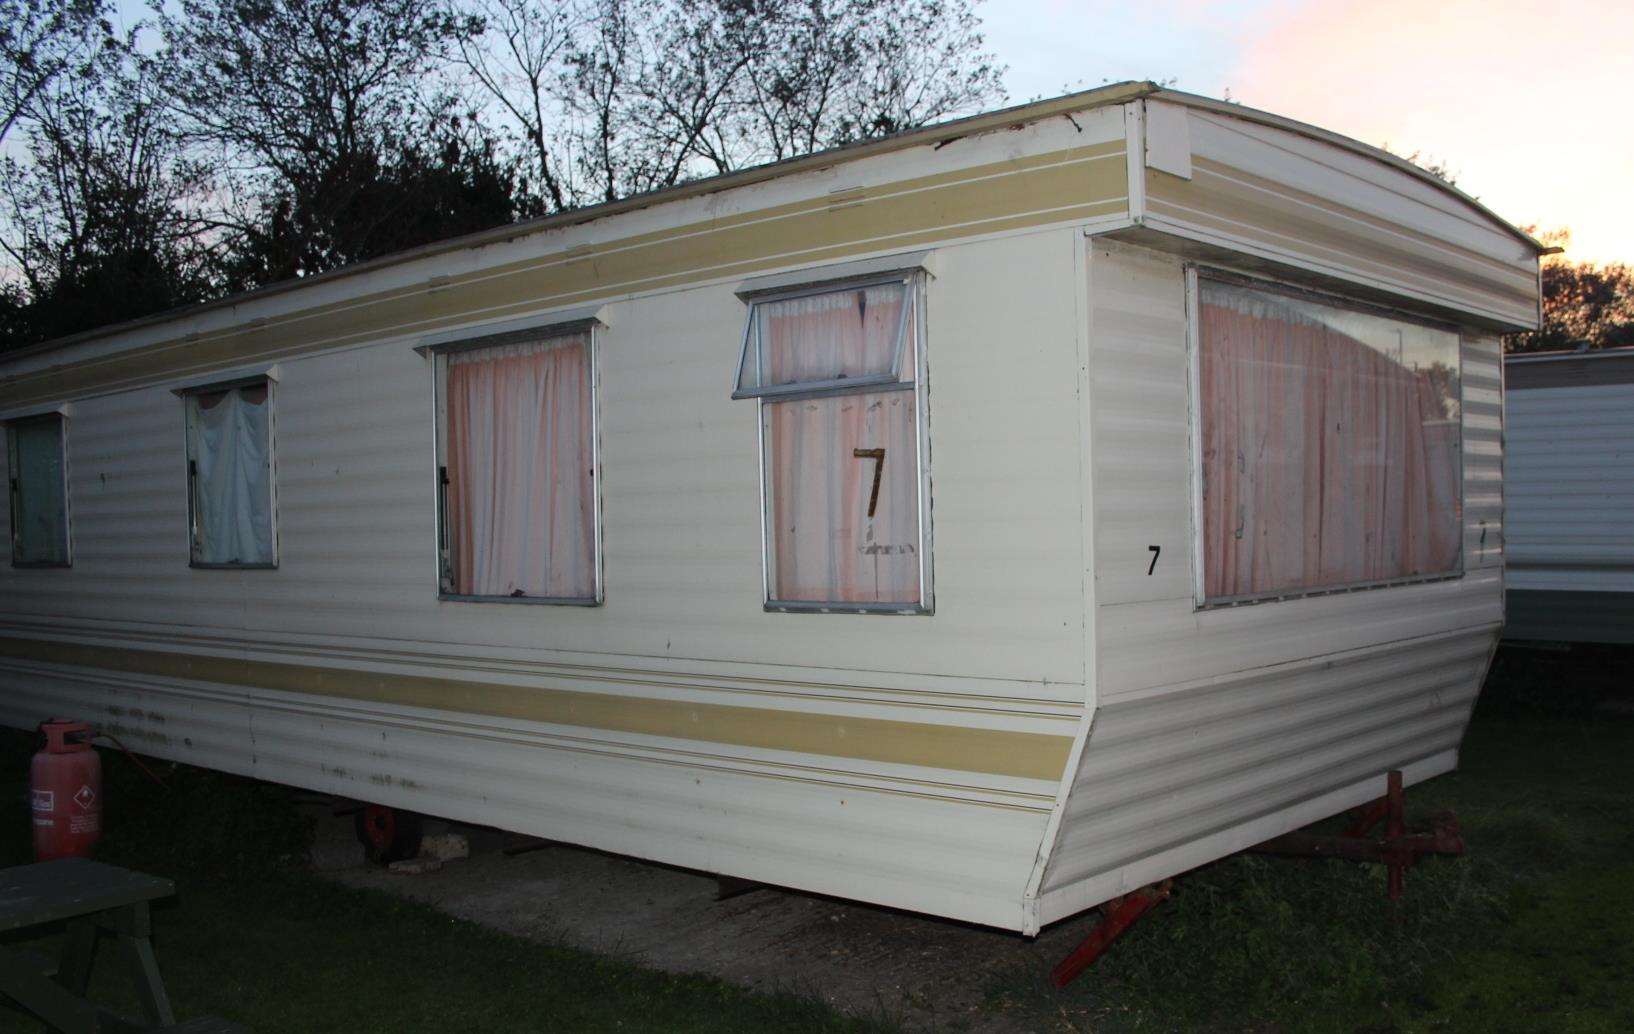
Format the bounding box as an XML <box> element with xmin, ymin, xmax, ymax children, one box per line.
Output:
<box><xmin>5</xmin><ymin>411</ymin><xmax>72</xmax><ymax>569</ymax></box>
<box><xmin>178</xmin><ymin>374</ymin><xmax>280</xmax><ymax>571</ymax></box>
<box><xmin>732</xmin><ymin>274</ymin><xmax>917</xmax><ymax>401</ymax></box>
<box><xmin>1185</xmin><ymin>265</ymin><xmax>1468</xmax><ymax>610</ymax></box>
<box><xmin>429</xmin><ymin>319</ymin><xmax>605</xmax><ymax>607</ymax></box>
<box><xmin>743</xmin><ymin>271</ymin><xmax>935</xmax><ymax>615</ymax></box>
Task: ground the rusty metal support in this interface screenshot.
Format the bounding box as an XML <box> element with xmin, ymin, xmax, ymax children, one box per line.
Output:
<box><xmin>1253</xmin><ymin>770</ymin><xmax>1463</xmax><ymax>901</ymax></box>
<box><xmin>1049</xmin><ymin>881</ymin><xmax>1171</xmax><ymax>988</ymax></box>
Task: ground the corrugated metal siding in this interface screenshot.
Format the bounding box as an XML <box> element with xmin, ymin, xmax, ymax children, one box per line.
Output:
<box><xmin>0</xmin><ymin>664</ymin><xmax>1052</xmax><ymax>927</ymax></box>
<box><xmin>0</xmin><ymin>220</ymin><xmax>1096</xmax><ymax>931</ymax></box>
<box><xmin>1505</xmin><ymin>382</ymin><xmax>1634</xmax><ymax>593</ymax></box>
<box><xmin>1138</xmin><ymin>103</ymin><xmax>1539</xmax><ymax>331</ymax></box>
<box><xmin>1032</xmin><ymin>241</ymin><xmax>1503</xmax><ymax>925</ymax></box>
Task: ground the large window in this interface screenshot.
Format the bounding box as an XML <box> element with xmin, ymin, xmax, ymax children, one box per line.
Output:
<box><xmin>435</xmin><ymin>327</ymin><xmax>599</xmax><ymax>603</ymax></box>
<box><xmin>1195</xmin><ymin>274</ymin><xmax>1462</xmax><ymax>604</ymax></box>
<box><xmin>733</xmin><ymin>273</ymin><xmax>931</xmax><ymax>612</ymax></box>
<box><xmin>6</xmin><ymin>413</ymin><xmax>70</xmax><ymax>567</ymax></box>
<box><xmin>183</xmin><ymin>379</ymin><xmax>277</xmax><ymax>568</ymax></box>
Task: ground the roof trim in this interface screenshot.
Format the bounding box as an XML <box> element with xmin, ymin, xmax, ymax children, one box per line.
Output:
<box><xmin>1150</xmin><ymin>88</ymin><xmax>1548</xmax><ymax>256</ymax></box>
<box><xmin>1507</xmin><ymin>345</ymin><xmax>1634</xmax><ymax>364</ymax></box>
<box><xmin>0</xmin><ymin>81</ymin><xmax>1160</xmax><ymax>363</ymax></box>
<box><xmin>2</xmin><ymin>79</ymin><xmax>1548</xmax><ymax>363</ymax></box>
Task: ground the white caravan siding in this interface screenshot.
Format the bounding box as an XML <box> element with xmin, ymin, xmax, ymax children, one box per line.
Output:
<box><xmin>0</xmin><ymin>227</ymin><xmax>1091</xmax><ymax>929</ymax></box>
<box><xmin>1133</xmin><ymin>100</ymin><xmax>1540</xmax><ymax>332</ymax></box>
<box><xmin>1029</xmin><ymin>241</ymin><xmax>1503</xmax><ymax>926</ymax></box>
<box><xmin>1506</xmin><ymin>384</ymin><xmax>1634</xmax><ymax>592</ymax></box>
<box><xmin>1504</xmin><ymin>351</ymin><xmax>1634</xmax><ymax>642</ymax></box>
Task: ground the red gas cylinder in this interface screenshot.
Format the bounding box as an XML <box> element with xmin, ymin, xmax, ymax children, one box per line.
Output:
<box><xmin>30</xmin><ymin>719</ymin><xmax>102</xmax><ymax>861</ymax></box>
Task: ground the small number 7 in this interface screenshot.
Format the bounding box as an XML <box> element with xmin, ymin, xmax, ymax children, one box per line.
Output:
<box><xmin>1147</xmin><ymin>545</ymin><xmax>1161</xmax><ymax>576</ymax></box>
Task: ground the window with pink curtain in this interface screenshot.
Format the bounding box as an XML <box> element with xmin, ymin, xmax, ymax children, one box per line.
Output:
<box><xmin>1198</xmin><ymin>277</ymin><xmax>1462</xmax><ymax>603</ymax></box>
<box><xmin>735</xmin><ymin>279</ymin><xmax>927</xmax><ymax>610</ymax></box>
<box><xmin>441</xmin><ymin>332</ymin><xmax>596</xmax><ymax>601</ymax></box>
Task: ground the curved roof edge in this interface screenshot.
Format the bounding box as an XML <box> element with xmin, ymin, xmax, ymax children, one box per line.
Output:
<box><xmin>2</xmin><ymin>79</ymin><xmax>1546</xmax><ymax>363</ymax></box>
<box><xmin>1152</xmin><ymin>88</ymin><xmax>1549</xmax><ymax>257</ymax></box>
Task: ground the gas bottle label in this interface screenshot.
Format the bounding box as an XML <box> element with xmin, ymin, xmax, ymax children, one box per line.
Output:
<box><xmin>30</xmin><ymin>789</ymin><xmax>54</xmax><ymax>812</ymax></box>
<box><xmin>73</xmin><ymin>785</ymin><xmax>96</xmax><ymax>811</ymax></box>
<box><xmin>70</xmin><ymin>813</ymin><xmax>99</xmax><ymax>834</ymax></box>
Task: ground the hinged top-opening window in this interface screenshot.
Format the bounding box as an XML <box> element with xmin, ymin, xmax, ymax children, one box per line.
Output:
<box><xmin>733</xmin><ymin>279</ymin><xmax>915</xmax><ymax>399</ymax></box>
<box><xmin>730</xmin><ymin>271</ymin><xmax>932</xmax><ymax>614</ymax></box>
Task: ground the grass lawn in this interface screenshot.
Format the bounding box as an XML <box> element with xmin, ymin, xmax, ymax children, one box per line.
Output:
<box><xmin>0</xmin><ymin>737</ymin><xmax>885</xmax><ymax>1033</ymax></box>
<box><xmin>985</xmin><ymin>647</ymin><xmax>1634</xmax><ymax>1032</ymax></box>
<box><xmin>2</xmin><ymin>644</ymin><xmax>1632</xmax><ymax>1032</ymax></box>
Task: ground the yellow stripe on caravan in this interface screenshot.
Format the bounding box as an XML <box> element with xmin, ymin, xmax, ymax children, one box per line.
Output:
<box><xmin>0</xmin><ymin>637</ymin><xmax>1076</xmax><ymax>781</ymax></box>
<box><xmin>0</xmin><ymin>141</ymin><xmax>1129</xmax><ymax>408</ymax></box>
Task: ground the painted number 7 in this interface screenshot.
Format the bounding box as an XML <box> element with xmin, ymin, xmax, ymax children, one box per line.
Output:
<box><xmin>853</xmin><ymin>448</ymin><xmax>886</xmax><ymax>517</ymax></box>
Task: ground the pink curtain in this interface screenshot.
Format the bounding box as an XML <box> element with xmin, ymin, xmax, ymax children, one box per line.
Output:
<box><xmin>756</xmin><ymin>283</ymin><xmax>906</xmax><ymax>389</ymax></box>
<box><xmin>445</xmin><ymin>334</ymin><xmax>594</xmax><ymax>598</ymax></box>
<box><xmin>767</xmin><ymin>390</ymin><xmax>919</xmax><ymax>603</ymax></box>
<box><xmin>1200</xmin><ymin>288</ymin><xmax>1461</xmax><ymax>601</ymax></box>
<box><xmin>756</xmin><ymin>283</ymin><xmax>919</xmax><ymax>604</ymax></box>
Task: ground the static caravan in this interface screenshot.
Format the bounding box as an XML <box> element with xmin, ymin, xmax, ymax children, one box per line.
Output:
<box><xmin>0</xmin><ymin>82</ymin><xmax>1543</xmax><ymax>935</ymax></box>
<box><xmin>1503</xmin><ymin>346</ymin><xmax>1634</xmax><ymax>643</ymax></box>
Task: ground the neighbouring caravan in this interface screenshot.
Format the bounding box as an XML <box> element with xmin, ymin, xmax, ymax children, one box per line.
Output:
<box><xmin>1503</xmin><ymin>346</ymin><xmax>1634</xmax><ymax>643</ymax></box>
<box><xmin>0</xmin><ymin>82</ymin><xmax>1543</xmax><ymax>935</ymax></box>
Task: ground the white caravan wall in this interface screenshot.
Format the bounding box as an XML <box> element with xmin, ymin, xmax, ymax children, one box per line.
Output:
<box><xmin>1506</xmin><ymin>382</ymin><xmax>1634</xmax><ymax>594</ymax></box>
<box><xmin>0</xmin><ymin>225</ymin><xmax>1094</xmax><ymax>931</ymax></box>
<box><xmin>1029</xmin><ymin>241</ymin><xmax>1504</xmax><ymax>927</ymax></box>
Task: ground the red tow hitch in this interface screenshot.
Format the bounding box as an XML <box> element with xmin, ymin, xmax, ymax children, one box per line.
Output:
<box><xmin>1251</xmin><ymin>769</ymin><xmax>1464</xmax><ymax>902</ymax></box>
<box><xmin>1049</xmin><ymin>769</ymin><xmax>1463</xmax><ymax>988</ymax></box>
<box><xmin>1049</xmin><ymin>881</ymin><xmax>1172</xmax><ymax>988</ymax></box>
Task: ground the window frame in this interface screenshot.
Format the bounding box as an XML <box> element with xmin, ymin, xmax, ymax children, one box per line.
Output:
<box><xmin>5</xmin><ymin>411</ymin><xmax>72</xmax><ymax>569</ymax></box>
<box><xmin>429</xmin><ymin>320</ymin><xmax>604</xmax><ymax>606</ymax></box>
<box><xmin>740</xmin><ymin>271</ymin><xmax>935</xmax><ymax>615</ymax></box>
<box><xmin>732</xmin><ymin>275</ymin><xmax>917</xmax><ymax>401</ymax></box>
<box><xmin>179</xmin><ymin>374</ymin><xmax>280</xmax><ymax>571</ymax></box>
<box><xmin>1185</xmin><ymin>265</ymin><xmax>1467</xmax><ymax>610</ymax></box>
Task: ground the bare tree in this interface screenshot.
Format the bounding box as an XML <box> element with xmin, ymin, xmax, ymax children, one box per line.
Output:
<box><xmin>156</xmin><ymin>0</ymin><xmax>488</xmax><ymax>278</ymax></box>
<box><xmin>0</xmin><ymin>0</ymin><xmax>115</xmax><ymax>147</ymax></box>
<box><xmin>447</xmin><ymin>0</ymin><xmax>580</xmax><ymax>209</ymax></box>
<box><xmin>0</xmin><ymin>42</ymin><xmax>218</xmax><ymax>343</ymax></box>
<box><xmin>455</xmin><ymin>0</ymin><xmax>1005</xmax><ymax>210</ymax></box>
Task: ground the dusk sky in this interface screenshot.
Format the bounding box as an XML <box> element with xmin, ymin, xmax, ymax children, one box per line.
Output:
<box><xmin>982</xmin><ymin>0</ymin><xmax>1634</xmax><ymax>265</ymax></box>
<box><xmin>100</xmin><ymin>0</ymin><xmax>1631</xmax><ymax>266</ymax></box>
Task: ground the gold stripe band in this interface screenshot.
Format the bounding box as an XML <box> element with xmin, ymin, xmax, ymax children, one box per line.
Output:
<box><xmin>0</xmin><ymin>637</ymin><xmax>1076</xmax><ymax>781</ymax></box>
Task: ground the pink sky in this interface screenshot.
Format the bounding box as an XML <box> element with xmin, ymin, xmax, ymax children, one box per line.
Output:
<box><xmin>984</xmin><ymin>0</ymin><xmax>1634</xmax><ymax>265</ymax></box>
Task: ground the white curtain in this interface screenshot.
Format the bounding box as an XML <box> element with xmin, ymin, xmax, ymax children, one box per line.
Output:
<box><xmin>767</xmin><ymin>389</ymin><xmax>920</xmax><ymax>604</ymax></box>
<box><xmin>11</xmin><ymin>419</ymin><xmax>68</xmax><ymax>563</ymax></box>
<box><xmin>754</xmin><ymin>284</ymin><xmax>921</xmax><ymax>605</ymax></box>
<box><xmin>190</xmin><ymin>385</ymin><xmax>275</xmax><ymax>565</ymax></box>
<box><xmin>444</xmin><ymin>334</ymin><xmax>595</xmax><ymax>599</ymax></box>
<box><xmin>1199</xmin><ymin>281</ymin><xmax>1462</xmax><ymax>600</ymax></box>
<box><xmin>746</xmin><ymin>282</ymin><xmax>907</xmax><ymax>392</ymax></box>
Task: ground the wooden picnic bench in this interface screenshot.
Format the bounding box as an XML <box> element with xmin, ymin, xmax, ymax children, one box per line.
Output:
<box><xmin>0</xmin><ymin>858</ymin><xmax>247</xmax><ymax>1033</ymax></box>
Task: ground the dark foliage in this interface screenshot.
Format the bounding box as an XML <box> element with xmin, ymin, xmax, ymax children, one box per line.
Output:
<box><xmin>220</xmin><ymin>124</ymin><xmax>534</xmax><ymax>289</ymax></box>
<box><xmin>1508</xmin><ymin>258</ymin><xmax>1634</xmax><ymax>354</ymax></box>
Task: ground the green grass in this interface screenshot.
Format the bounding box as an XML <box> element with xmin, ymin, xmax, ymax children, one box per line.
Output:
<box><xmin>984</xmin><ymin>656</ymin><xmax>1634</xmax><ymax>1032</ymax></box>
<box><xmin>0</xmin><ymin>736</ymin><xmax>886</xmax><ymax>1033</ymax></box>
<box><xmin>3</xmin><ymin>645</ymin><xmax>1632</xmax><ymax>1032</ymax></box>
